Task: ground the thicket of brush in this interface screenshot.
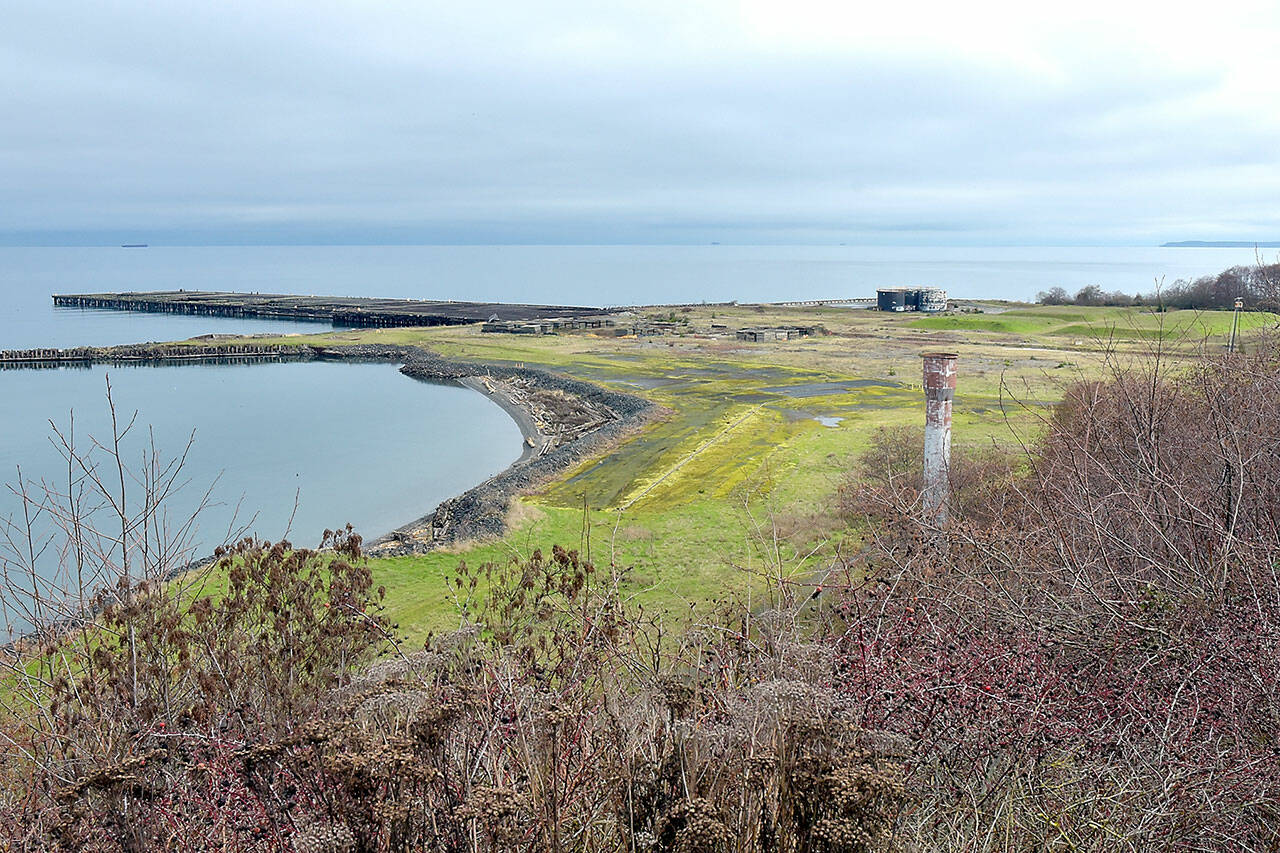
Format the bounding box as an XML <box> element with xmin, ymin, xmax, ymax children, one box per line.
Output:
<box><xmin>2</xmin><ymin>531</ymin><xmax>905</xmax><ymax>851</ymax></box>
<box><xmin>3</xmin><ymin>338</ymin><xmax>1279</xmax><ymax>851</ymax></box>
<box><xmin>839</xmin><ymin>339</ymin><xmax>1280</xmax><ymax>850</ymax></box>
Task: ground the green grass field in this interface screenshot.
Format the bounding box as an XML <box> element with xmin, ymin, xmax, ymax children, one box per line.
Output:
<box><xmin>180</xmin><ymin>304</ymin><xmax>1276</xmax><ymax>642</ymax></box>
<box><xmin>910</xmin><ymin>304</ymin><xmax>1276</xmax><ymax>341</ymax></box>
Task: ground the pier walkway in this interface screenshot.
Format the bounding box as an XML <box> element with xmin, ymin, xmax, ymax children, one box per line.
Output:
<box><xmin>52</xmin><ymin>291</ymin><xmax>604</xmax><ymax>328</ymax></box>
<box><xmin>766</xmin><ymin>297</ymin><xmax>874</xmax><ymax>307</ymax></box>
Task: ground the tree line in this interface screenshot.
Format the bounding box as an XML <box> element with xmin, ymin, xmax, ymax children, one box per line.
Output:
<box><xmin>1038</xmin><ymin>261</ymin><xmax>1279</xmax><ymax>310</ymax></box>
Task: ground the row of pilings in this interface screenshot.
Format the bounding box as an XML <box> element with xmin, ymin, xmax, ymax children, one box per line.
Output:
<box><xmin>0</xmin><ymin>343</ymin><xmax>313</xmax><ymax>368</ymax></box>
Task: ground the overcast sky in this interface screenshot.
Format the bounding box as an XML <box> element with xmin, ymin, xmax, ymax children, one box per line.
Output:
<box><xmin>3</xmin><ymin>0</ymin><xmax>1278</xmax><ymax>246</ymax></box>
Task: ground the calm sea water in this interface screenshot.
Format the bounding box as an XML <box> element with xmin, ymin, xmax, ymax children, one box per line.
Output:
<box><xmin>0</xmin><ymin>244</ymin><xmax>1266</xmax><ymax>349</ymax></box>
<box><xmin>0</xmin><ymin>244</ymin><xmax>1264</xmax><ymax>631</ymax></box>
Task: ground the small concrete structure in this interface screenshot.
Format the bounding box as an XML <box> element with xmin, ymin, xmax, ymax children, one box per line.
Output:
<box><xmin>481</xmin><ymin>320</ymin><xmax>553</xmax><ymax>335</ymax></box>
<box><xmin>632</xmin><ymin>321</ymin><xmax>682</xmax><ymax>337</ymax></box>
<box><xmin>918</xmin><ymin>287</ymin><xmax>948</xmax><ymax>312</ymax></box>
<box><xmin>480</xmin><ymin>316</ymin><xmax>616</xmax><ymax>335</ymax></box>
<box><xmin>735</xmin><ymin>326</ymin><xmax>815</xmax><ymax>342</ymax></box>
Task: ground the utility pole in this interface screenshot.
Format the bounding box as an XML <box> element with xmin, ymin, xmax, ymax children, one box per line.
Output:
<box><xmin>1228</xmin><ymin>297</ymin><xmax>1244</xmax><ymax>353</ymax></box>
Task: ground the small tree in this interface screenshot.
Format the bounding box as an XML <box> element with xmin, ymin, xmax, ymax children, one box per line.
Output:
<box><xmin>0</xmin><ymin>382</ymin><xmax>389</xmax><ymax>850</ymax></box>
<box><xmin>1036</xmin><ymin>286</ymin><xmax>1070</xmax><ymax>305</ymax></box>
<box><xmin>1074</xmin><ymin>283</ymin><xmax>1105</xmax><ymax>305</ymax></box>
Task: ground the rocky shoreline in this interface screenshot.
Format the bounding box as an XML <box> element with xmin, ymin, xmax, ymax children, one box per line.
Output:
<box><xmin>308</xmin><ymin>344</ymin><xmax>659</xmax><ymax>553</ymax></box>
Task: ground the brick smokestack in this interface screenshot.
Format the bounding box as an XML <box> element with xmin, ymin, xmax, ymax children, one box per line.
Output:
<box><xmin>921</xmin><ymin>352</ymin><xmax>958</xmax><ymax>525</ymax></box>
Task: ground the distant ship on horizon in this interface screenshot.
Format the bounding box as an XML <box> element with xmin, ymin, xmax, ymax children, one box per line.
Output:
<box><xmin>121</xmin><ymin>243</ymin><xmax>148</xmax><ymax>248</ymax></box>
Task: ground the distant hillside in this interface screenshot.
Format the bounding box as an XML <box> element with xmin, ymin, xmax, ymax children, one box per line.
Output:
<box><xmin>1163</xmin><ymin>240</ymin><xmax>1280</xmax><ymax>248</ymax></box>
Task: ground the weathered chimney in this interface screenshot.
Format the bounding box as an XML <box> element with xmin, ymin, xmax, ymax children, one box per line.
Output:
<box><xmin>922</xmin><ymin>352</ymin><xmax>958</xmax><ymax>525</ymax></box>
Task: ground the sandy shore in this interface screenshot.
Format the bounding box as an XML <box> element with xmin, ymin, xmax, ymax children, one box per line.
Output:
<box><xmin>457</xmin><ymin>376</ymin><xmax>542</xmax><ymax>464</ymax></box>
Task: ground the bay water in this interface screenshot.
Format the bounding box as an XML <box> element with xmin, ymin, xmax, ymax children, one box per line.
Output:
<box><xmin>2</xmin><ymin>246</ymin><xmax>1265</xmax><ymax>344</ymax></box>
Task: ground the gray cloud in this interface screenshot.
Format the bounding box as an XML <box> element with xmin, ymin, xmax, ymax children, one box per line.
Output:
<box><xmin>3</xmin><ymin>1</ymin><xmax>1279</xmax><ymax>245</ymax></box>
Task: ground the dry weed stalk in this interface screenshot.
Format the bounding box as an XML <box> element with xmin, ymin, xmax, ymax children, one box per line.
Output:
<box><xmin>837</xmin><ymin>335</ymin><xmax>1280</xmax><ymax>851</ymax></box>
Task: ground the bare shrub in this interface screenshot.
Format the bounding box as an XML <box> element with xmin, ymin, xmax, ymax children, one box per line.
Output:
<box><xmin>3</xmin><ymin>523</ymin><xmax>908</xmax><ymax>852</ymax></box>
<box><xmin>839</xmin><ymin>425</ymin><xmax>1018</xmax><ymax>527</ymax></box>
<box><xmin>0</xmin><ymin>380</ymin><xmax>392</xmax><ymax>849</ymax></box>
<box><xmin>834</xmin><ymin>340</ymin><xmax>1280</xmax><ymax>850</ymax></box>
<box><xmin>0</xmin><ymin>528</ymin><xmax>386</xmax><ymax>851</ymax></box>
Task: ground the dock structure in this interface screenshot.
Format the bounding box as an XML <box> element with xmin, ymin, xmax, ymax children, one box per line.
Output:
<box><xmin>52</xmin><ymin>291</ymin><xmax>604</xmax><ymax>328</ymax></box>
<box><xmin>768</xmin><ymin>297</ymin><xmax>875</xmax><ymax>308</ymax></box>
<box><xmin>0</xmin><ymin>343</ymin><xmax>313</xmax><ymax>369</ymax></box>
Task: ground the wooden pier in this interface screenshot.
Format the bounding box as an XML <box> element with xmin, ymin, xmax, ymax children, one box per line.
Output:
<box><xmin>0</xmin><ymin>343</ymin><xmax>313</xmax><ymax>368</ymax></box>
<box><xmin>52</xmin><ymin>291</ymin><xmax>604</xmax><ymax>328</ymax></box>
<box><xmin>767</xmin><ymin>297</ymin><xmax>874</xmax><ymax>308</ymax></box>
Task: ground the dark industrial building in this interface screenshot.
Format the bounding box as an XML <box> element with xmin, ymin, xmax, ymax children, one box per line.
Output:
<box><xmin>876</xmin><ymin>287</ymin><xmax>947</xmax><ymax>312</ymax></box>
